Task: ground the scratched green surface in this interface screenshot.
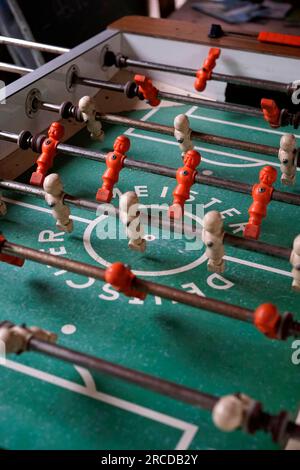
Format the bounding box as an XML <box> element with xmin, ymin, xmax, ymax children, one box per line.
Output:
<box><xmin>0</xmin><ymin>103</ymin><xmax>300</xmax><ymax>450</ymax></box>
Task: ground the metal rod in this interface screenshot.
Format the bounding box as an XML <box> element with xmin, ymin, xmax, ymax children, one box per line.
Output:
<box><xmin>0</xmin><ymin>62</ymin><xmax>32</xmax><ymax>75</ymax></box>
<box><xmin>0</xmin><ymin>129</ymin><xmax>299</xmax><ymax>206</ymax></box>
<box><xmin>0</xmin><ymin>35</ymin><xmax>68</xmax><ymax>55</ymax></box>
<box><xmin>5</xmin><ymin>333</ymin><xmax>300</xmax><ymax>440</ymax></box>
<box><xmin>157</xmin><ymin>91</ymin><xmax>262</xmax><ymax>118</ymax></box>
<box><xmin>1</xmin><ymin>240</ymin><xmax>254</xmax><ymax>324</ymax></box>
<box><xmin>223</xmin><ymin>233</ymin><xmax>290</xmax><ymax>260</ymax></box>
<box><xmin>37</xmin><ymin>101</ymin><xmax>279</xmax><ymax>157</ymax></box>
<box><xmin>74</xmin><ymin>74</ymin><xmax>265</xmax><ymax>119</ymax></box>
<box><xmin>97</xmin><ymin>112</ymin><xmax>278</xmax><ymax>157</ymax></box>
<box><xmin>75</xmin><ymin>76</ymin><xmax>126</xmax><ymax>93</ymax></box>
<box><xmin>0</xmin><ymin>179</ymin><xmax>292</xmax><ymax>261</ymax></box>
<box><xmin>2</xmin><ymin>240</ymin><xmax>300</xmax><ymax>340</ymax></box>
<box><xmin>28</xmin><ymin>338</ymin><xmax>217</xmax><ymax>410</ymax></box>
<box><xmin>120</xmin><ymin>57</ymin><xmax>290</xmax><ymax>95</ymax></box>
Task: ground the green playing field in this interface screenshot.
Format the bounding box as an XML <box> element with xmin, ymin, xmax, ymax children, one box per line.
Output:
<box><xmin>0</xmin><ymin>102</ymin><xmax>299</xmax><ymax>450</ymax></box>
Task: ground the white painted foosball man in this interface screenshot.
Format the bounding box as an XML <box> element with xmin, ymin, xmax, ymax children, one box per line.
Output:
<box><xmin>119</xmin><ymin>191</ymin><xmax>146</xmax><ymax>252</ymax></box>
<box><xmin>174</xmin><ymin>114</ymin><xmax>194</xmax><ymax>157</ymax></box>
<box><xmin>290</xmin><ymin>234</ymin><xmax>300</xmax><ymax>292</ymax></box>
<box><xmin>278</xmin><ymin>134</ymin><xmax>297</xmax><ymax>186</ymax></box>
<box><xmin>43</xmin><ymin>174</ymin><xmax>73</xmax><ymax>233</ymax></box>
<box><xmin>202</xmin><ymin>210</ymin><xmax>225</xmax><ymax>273</ymax></box>
<box><xmin>0</xmin><ymin>192</ymin><xmax>7</xmax><ymax>216</ymax></box>
<box><xmin>212</xmin><ymin>394</ymin><xmax>253</xmax><ymax>432</ymax></box>
<box><xmin>78</xmin><ymin>95</ymin><xmax>104</xmax><ymax>141</ymax></box>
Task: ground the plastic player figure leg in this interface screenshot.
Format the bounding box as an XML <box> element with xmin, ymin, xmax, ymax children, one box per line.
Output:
<box><xmin>278</xmin><ymin>134</ymin><xmax>297</xmax><ymax>186</ymax></box>
<box><xmin>202</xmin><ymin>211</ymin><xmax>225</xmax><ymax>273</ymax></box>
<box><xmin>43</xmin><ymin>174</ymin><xmax>73</xmax><ymax>233</ymax></box>
<box><xmin>78</xmin><ymin>95</ymin><xmax>104</xmax><ymax>141</ymax></box>
<box><xmin>290</xmin><ymin>234</ymin><xmax>300</xmax><ymax>292</ymax></box>
<box><xmin>244</xmin><ymin>166</ymin><xmax>277</xmax><ymax>240</ymax></box>
<box><xmin>174</xmin><ymin>114</ymin><xmax>194</xmax><ymax>157</ymax></box>
<box><xmin>134</xmin><ymin>75</ymin><xmax>161</xmax><ymax>107</ymax></box>
<box><xmin>169</xmin><ymin>150</ymin><xmax>201</xmax><ymax>219</ymax></box>
<box><xmin>30</xmin><ymin>122</ymin><xmax>64</xmax><ymax>187</ymax></box>
<box><xmin>96</xmin><ymin>135</ymin><xmax>130</xmax><ymax>203</ymax></box>
<box><xmin>194</xmin><ymin>48</ymin><xmax>221</xmax><ymax>92</ymax></box>
<box><xmin>119</xmin><ymin>191</ymin><xmax>146</xmax><ymax>252</ymax></box>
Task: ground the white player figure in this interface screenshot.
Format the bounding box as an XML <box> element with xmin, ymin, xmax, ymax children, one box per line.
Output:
<box><xmin>290</xmin><ymin>234</ymin><xmax>300</xmax><ymax>292</ymax></box>
<box><xmin>43</xmin><ymin>173</ymin><xmax>73</xmax><ymax>233</ymax></box>
<box><xmin>212</xmin><ymin>394</ymin><xmax>253</xmax><ymax>432</ymax></box>
<box><xmin>202</xmin><ymin>210</ymin><xmax>225</xmax><ymax>273</ymax></box>
<box><xmin>174</xmin><ymin>114</ymin><xmax>194</xmax><ymax>157</ymax></box>
<box><xmin>119</xmin><ymin>191</ymin><xmax>146</xmax><ymax>252</ymax></box>
<box><xmin>278</xmin><ymin>134</ymin><xmax>297</xmax><ymax>186</ymax></box>
<box><xmin>0</xmin><ymin>192</ymin><xmax>7</xmax><ymax>216</ymax></box>
<box><xmin>78</xmin><ymin>95</ymin><xmax>104</xmax><ymax>141</ymax></box>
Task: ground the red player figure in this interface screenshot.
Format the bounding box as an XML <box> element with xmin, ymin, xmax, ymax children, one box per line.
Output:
<box><xmin>96</xmin><ymin>135</ymin><xmax>130</xmax><ymax>203</ymax></box>
<box><xmin>254</xmin><ymin>303</ymin><xmax>281</xmax><ymax>339</ymax></box>
<box><xmin>105</xmin><ymin>262</ymin><xmax>146</xmax><ymax>300</ymax></box>
<box><xmin>0</xmin><ymin>234</ymin><xmax>24</xmax><ymax>267</ymax></box>
<box><xmin>168</xmin><ymin>150</ymin><xmax>201</xmax><ymax>220</ymax></box>
<box><xmin>243</xmin><ymin>166</ymin><xmax>277</xmax><ymax>240</ymax></box>
<box><xmin>261</xmin><ymin>98</ymin><xmax>281</xmax><ymax>128</ymax></box>
<box><xmin>194</xmin><ymin>48</ymin><xmax>221</xmax><ymax>92</ymax></box>
<box><xmin>30</xmin><ymin>122</ymin><xmax>65</xmax><ymax>187</ymax></box>
<box><xmin>134</xmin><ymin>74</ymin><xmax>161</xmax><ymax>107</ymax></box>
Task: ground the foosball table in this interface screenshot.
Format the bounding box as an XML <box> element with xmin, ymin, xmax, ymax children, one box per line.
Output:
<box><xmin>0</xmin><ymin>15</ymin><xmax>300</xmax><ymax>451</ymax></box>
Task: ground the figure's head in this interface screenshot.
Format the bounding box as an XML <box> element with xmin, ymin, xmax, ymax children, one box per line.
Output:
<box><xmin>259</xmin><ymin>166</ymin><xmax>277</xmax><ymax>186</ymax></box>
<box><xmin>203</xmin><ymin>210</ymin><xmax>223</xmax><ymax>233</ymax></box>
<box><xmin>48</xmin><ymin>122</ymin><xmax>64</xmax><ymax>140</ymax></box>
<box><xmin>113</xmin><ymin>135</ymin><xmax>130</xmax><ymax>154</ymax></box>
<box><xmin>119</xmin><ymin>191</ymin><xmax>139</xmax><ymax>213</ymax></box>
<box><xmin>105</xmin><ymin>262</ymin><xmax>130</xmax><ymax>288</ymax></box>
<box><xmin>293</xmin><ymin>234</ymin><xmax>300</xmax><ymax>256</ymax></box>
<box><xmin>183</xmin><ymin>150</ymin><xmax>201</xmax><ymax>169</ymax></box>
<box><xmin>174</xmin><ymin>114</ymin><xmax>190</xmax><ymax>132</ymax></box>
<box><xmin>280</xmin><ymin>133</ymin><xmax>296</xmax><ymax>152</ymax></box>
<box><xmin>253</xmin><ymin>303</ymin><xmax>280</xmax><ymax>338</ymax></box>
<box><xmin>78</xmin><ymin>95</ymin><xmax>96</xmax><ymax>115</ymax></box>
<box><xmin>43</xmin><ymin>173</ymin><xmax>63</xmax><ymax>196</ymax></box>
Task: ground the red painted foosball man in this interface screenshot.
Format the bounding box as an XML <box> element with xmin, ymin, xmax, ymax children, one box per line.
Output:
<box><xmin>96</xmin><ymin>135</ymin><xmax>130</xmax><ymax>203</ymax></box>
<box><xmin>261</xmin><ymin>98</ymin><xmax>281</xmax><ymax>128</ymax></box>
<box><xmin>194</xmin><ymin>48</ymin><xmax>221</xmax><ymax>92</ymax></box>
<box><xmin>0</xmin><ymin>234</ymin><xmax>24</xmax><ymax>267</ymax></box>
<box><xmin>134</xmin><ymin>75</ymin><xmax>161</xmax><ymax>107</ymax></box>
<box><xmin>105</xmin><ymin>262</ymin><xmax>146</xmax><ymax>300</ymax></box>
<box><xmin>30</xmin><ymin>122</ymin><xmax>65</xmax><ymax>187</ymax></box>
<box><xmin>168</xmin><ymin>150</ymin><xmax>201</xmax><ymax>220</ymax></box>
<box><xmin>254</xmin><ymin>303</ymin><xmax>281</xmax><ymax>339</ymax></box>
<box><xmin>243</xmin><ymin>166</ymin><xmax>277</xmax><ymax>240</ymax></box>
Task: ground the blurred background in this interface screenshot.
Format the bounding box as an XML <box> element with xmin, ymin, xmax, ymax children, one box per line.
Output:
<box><xmin>0</xmin><ymin>0</ymin><xmax>299</xmax><ymax>90</ymax></box>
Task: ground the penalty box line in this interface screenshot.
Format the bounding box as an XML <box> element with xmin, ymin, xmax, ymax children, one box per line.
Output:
<box><xmin>1</xmin><ymin>359</ymin><xmax>198</xmax><ymax>451</ymax></box>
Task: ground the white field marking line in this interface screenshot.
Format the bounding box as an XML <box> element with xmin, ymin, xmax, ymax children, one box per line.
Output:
<box><xmin>2</xmin><ymin>359</ymin><xmax>198</xmax><ymax>451</ymax></box>
<box><xmin>125</xmin><ymin>106</ymin><xmax>161</xmax><ymax>135</ymax></box>
<box><xmin>188</xmin><ymin>110</ymin><xmax>300</xmax><ymax>140</ymax></box>
<box><xmin>123</xmin><ymin>106</ymin><xmax>282</xmax><ymax>168</ymax></box>
<box><xmin>3</xmin><ymin>197</ymin><xmax>92</xmax><ymax>224</ymax></box>
<box><xmin>224</xmin><ymin>255</ymin><xmax>292</xmax><ymax>278</ymax></box>
<box><xmin>4</xmin><ymin>192</ymin><xmax>291</xmax><ymax>278</ymax></box>
<box><xmin>75</xmin><ymin>366</ymin><xmax>97</xmax><ymax>392</ymax></box>
<box><xmin>125</xmin><ymin>131</ymin><xmax>281</xmax><ymax>169</ymax></box>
